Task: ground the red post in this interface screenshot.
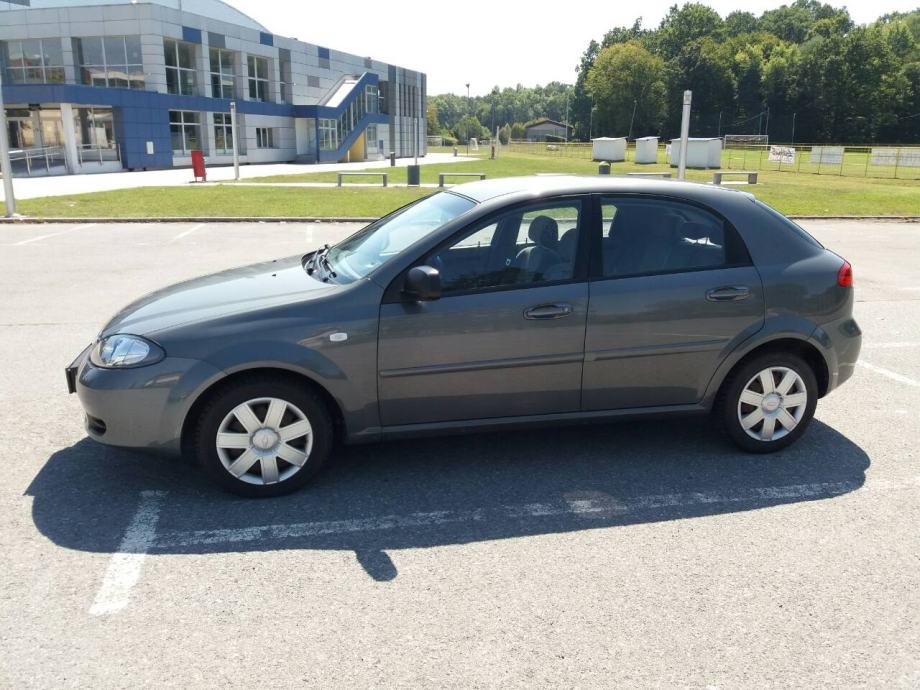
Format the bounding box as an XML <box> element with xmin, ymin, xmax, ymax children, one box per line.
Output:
<box><xmin>191</xmin><ymin>150</ymin><xmax>206</xmax><ymax>182</ymax></box>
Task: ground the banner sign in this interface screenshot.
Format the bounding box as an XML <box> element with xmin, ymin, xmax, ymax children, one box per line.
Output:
<box><xmin>871</xmin><ymin>148</ymin><xmax>920</xmax><ymax>168</ymax></box>
<box><xmin>810</xmin><ymin>146</ymin><xmax>844</xmax><ymax>164</ymax></box>
<box><xmin>768</xmin><ymin>145</ymin><xmax>795</xmax><ymax>164</ymax></box>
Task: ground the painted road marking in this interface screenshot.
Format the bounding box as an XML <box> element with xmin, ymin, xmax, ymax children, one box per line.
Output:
<box><xmin>154</xmin><ymin>480</ymin><xmax>863</xmax><ymax>550</ymax></box>
<box><xmin>89</xmin><ymin>491</ymin><xmax>166</xmax><ymax>616</ymax></box>
<box><xmin>862</xmin><ymin>342</ymin><xmax>920</xmax><ymax>349</ymax></box>
<box><xmin>169</xmin><ymin>223</ymin><xmax>205</xmax><ymax>242</ymax></box>
<box><xmin>859</xmin><ymin>361</ymin><xmax>920</xmax><ymax>388</ymax></box>
<box><xmin>95</xmin><ymin>477</ymin><xmax>920</xmax><ymax>612</ymax></box>
<box><xmin>11</xmin><ymin>223</ymin><xmax>97</xmax><ymax>246</ymax></box>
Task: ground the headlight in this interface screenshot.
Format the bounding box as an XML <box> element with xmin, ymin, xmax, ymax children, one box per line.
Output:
<box><xmin>90</xmin><ymin>334</ymin><xmax>165</xmax><ymax>369</ymax></box>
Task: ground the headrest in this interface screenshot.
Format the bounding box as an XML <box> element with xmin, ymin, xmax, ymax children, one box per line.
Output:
<box><xmin>528</xmin><ymin>216</ymin><xmax>559</xmax><ymax>247</ymax></box>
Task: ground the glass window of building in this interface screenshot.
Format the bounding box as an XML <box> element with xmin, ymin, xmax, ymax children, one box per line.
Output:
<box><xmin>74</xmin><ymin>36</ymin><xmax>143</xmax><ymax>89</ymax></box>
<box><xmin>209</xmin><ymin>47</ymin><xmax>235</xmax><ymax>99</ymax></box>
<box><xmin>319</xmin><ymin>118</ymin><xmax>337</xmax><ymax>151</ymax></box>
<box><xmin>74</xmin><ymin>106</ymin><xmax>119</xmax><ymax>161</ymax></box>
<box><xmin>169</xmin><ymin>111</ymin><xmax>200</xmax><ymax>154</ymax></box>
<box><xmin>247</xmin><ymin>55</ymin><xmax>269</xmax><ymax>101</ymax></box>
<box><xmin>0</xmin><ymin>39</ymin><xmax>64</xmax><ymax>84</ymax></box>
<box><xmin>213</xmin><ymin>113</ymin><xmax>233</xmax><ymax>154</ymax></box>
<box><xmin>366</xmin><ymin>124</ymin><xmax>378</xmax><ymax>150</ymax></box>
<box><xmin>164</xmin><ymin>39</ymin><xmax>197</xmax><ymax>96</ymax></box>
<box><xmin>365</xmin><ymin>84</ymin><xmax>379</xmax><ymax>114</ymax></box>
<box><xmin>255</xmin><ymin>127</ymin><xmax>274</xmax><ymax>148</ymax></box>
<box><xmin>279</xmin><ymin>49</ymin><xmax>292</xmax><ymax>104</ymax></box>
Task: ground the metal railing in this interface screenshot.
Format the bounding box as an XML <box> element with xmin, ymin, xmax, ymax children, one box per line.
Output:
<box><xmin>8</xmin><ymin>145</ymin><xmax>66</xmax><ymax>176</ymax></box>
<box><xmin>4</xmin><ymin>144</ymin><xmax>121</xmax><ymax>176</ymax></box>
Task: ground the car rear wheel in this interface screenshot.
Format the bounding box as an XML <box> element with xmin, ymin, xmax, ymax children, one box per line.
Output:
<box><xmin>720</xmin><ymin>353</ymin><xmax>818</xmax><ymax>453</ymax></box>
<box><xmin>193</xmin><ymin>376</ymin><xmax>333</xmax><ymax>497</ymax></box>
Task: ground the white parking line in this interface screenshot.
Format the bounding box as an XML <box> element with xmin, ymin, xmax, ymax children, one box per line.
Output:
<box><xmin>169</xmin><ymin>223</ymin><xmax>205</xmax><ymax>242</ymax></box>
<box><xmin>859</xmin><ymin>361</ymin><xmax>920</xmax><ymax>388</ymax></box>
<box><xmin>154</xmin><ymin>480</ymin><xmax>863</xmax><ymax>549</ymax></box>
<box><xmin>862</xmin><ymin>342</ymin><xmax>920</xmax><ymax>349</ymax></box>
<box><xmin>89</xmin><ymin>491</ymin><xmax>166</xmax><ymax>616</ymax></box>
<box><xmin>11</xmin><ymin>223</ymin><xmax>97</xmax><ymax>246</ymax></box>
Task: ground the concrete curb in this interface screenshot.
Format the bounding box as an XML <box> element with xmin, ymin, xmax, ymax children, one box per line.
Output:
<box><xmin>0</xmin><ymin>215</ymin><xmax>918</xmax><ymax>225</ymax></box>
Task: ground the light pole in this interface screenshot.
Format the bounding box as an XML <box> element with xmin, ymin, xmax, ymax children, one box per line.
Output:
<box><xmin>465</xmin><ymin>82</ymin><xmax>470</xmax><ymax>155</ymax></box>
<box><xmin>229</xmin><ymin>101</ymin><xmax>240</xmax><ymax>181</ymax></box>
<box><xmin>0</xmin><ymin>69</ymin><xmax>16</xmax><ymax>217</ymax></box>
<box><xmin>677</xmin><ymin>90</ymin><xmax>692</xmax><ymax>181</ymax></box>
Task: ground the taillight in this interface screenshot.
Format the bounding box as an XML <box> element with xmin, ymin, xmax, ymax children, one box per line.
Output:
<box><xmin>837</xmin><ymin>260</ymin><xmax>853</xmax><ymax>287</ymax></box>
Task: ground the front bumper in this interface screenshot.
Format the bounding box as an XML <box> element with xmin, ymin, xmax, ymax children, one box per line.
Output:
<box><xmin>67</xmin><ymin>348</ymin><xmax>225</xmax><ymax>453</ymax></box>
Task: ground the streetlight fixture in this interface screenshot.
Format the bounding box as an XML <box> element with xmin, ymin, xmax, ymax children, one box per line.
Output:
<box><xmin>0</xmin><ymin>69</ymin><xmax>16</xmax><ymax>217</ymax></box>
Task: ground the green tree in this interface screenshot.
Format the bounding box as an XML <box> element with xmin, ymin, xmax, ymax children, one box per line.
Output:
<box><xmin>655</xmin><ymin>3</ymin><xmax>724</xmax><ymax>59</ymax></box>
<box><xmin>510</xmin><ymin>122</ymin><xmax>526</xmax><ymax>140</ymax></box>
<box><xmin>586</xmin><ymin>42</ymin><xmax>667</xmax><ymax>137</ymax></box>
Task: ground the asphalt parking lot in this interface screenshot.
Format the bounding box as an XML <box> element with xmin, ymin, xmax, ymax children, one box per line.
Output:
<box><xmin>1</xmin><ymin>219</ymin><xmax>919</xmax><ymax>686</ymax></box>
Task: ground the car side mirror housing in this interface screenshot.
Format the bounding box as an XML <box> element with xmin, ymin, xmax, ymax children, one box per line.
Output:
<box><xmin>404</xmin><ymin>265</ymin><xmax>441</xmax><ymax>301</ymax></box>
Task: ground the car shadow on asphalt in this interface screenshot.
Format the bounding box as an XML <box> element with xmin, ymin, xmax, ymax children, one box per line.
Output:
<box><xmin>27</xmin><ymin>418</ymin><xmax>870</xmax><ymax>581</ymax></box>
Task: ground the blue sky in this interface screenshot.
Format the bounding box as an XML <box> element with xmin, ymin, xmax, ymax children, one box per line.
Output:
<box><xmin>230</xmin><ymin>0</ymin><xmax>920</xmax><ymax>95</ymax></box>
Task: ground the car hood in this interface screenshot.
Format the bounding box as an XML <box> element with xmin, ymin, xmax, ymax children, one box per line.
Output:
<box><xmin>101</xmin><ymin>255</ymin><xmax>338</xmax><ymax>337</ymax></box>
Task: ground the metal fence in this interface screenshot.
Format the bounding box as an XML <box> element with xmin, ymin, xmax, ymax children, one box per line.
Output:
<box><xmin>504</xmin><ymin>140</ymin><xmax>920</xmax><ymax>180</ymax></box>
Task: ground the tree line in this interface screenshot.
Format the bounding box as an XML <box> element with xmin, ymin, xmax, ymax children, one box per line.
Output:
<box><xmin>428</xmin><ymin>1</ymin><xmax>920</xmax><ymax>145</ymax></box>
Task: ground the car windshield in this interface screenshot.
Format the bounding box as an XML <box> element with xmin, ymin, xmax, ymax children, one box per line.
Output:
<box><xmin>322</xmin><ymin>192</ymin><xmax>477</xmax><ymax>283</ymax></box>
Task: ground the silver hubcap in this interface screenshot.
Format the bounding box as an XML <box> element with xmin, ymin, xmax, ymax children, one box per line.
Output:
<box><xmin>216</xmin><ymin>397</ymin><xmax>313</xmax><ymax>486</ymax></box>
<box><xmin>737</xmin><ymin>366</ymin><xmax>808</xmax><ymax>442</ymax></box>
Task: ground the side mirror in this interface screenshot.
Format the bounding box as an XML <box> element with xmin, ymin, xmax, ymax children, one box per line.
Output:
<box><xmin>404</xmin><ymin>265</ymin><xmax>441</xmax><ymax>301</ymax></box>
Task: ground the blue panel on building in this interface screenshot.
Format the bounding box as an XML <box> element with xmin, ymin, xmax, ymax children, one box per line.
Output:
<box><xmin>259</xmin><ymin>32</ymin><xmax>274</xmax><ymax>47</ymax></box>
<box><xmin>182</xmin><ymin>26</ymin><xmax>202</xmax><ymax>44</ymax></box>
<box><xmin>317</xmin><ymin>47</ymin><xmax>330</xmax><ymax>59</ymax></box>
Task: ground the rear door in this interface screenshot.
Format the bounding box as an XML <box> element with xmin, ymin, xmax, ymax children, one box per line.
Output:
<box><xmin>377</xmin><ymin>197</ymin><xmax>590</xmax><ymax>426</ymax></box>
<box><xmin>582</xmin><ymin>195</ymin><xmax>765</xmax><ymax>411</ymax></box>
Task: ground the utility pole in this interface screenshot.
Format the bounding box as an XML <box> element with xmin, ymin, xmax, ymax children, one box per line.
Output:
<box><xmin>465</xmin><ymin>82</ymin><xmax>470</xmax><ymax>155</ymax></box>
<box><xmin>564</xmin><ymin>91</ymin><xmax>569</xmax><ymax>142</ymax></box>
<box><xmin>0</xmin><ymin>69</ymin><xmax>16</xmax><ymax>217</ymax></box>
<box><xmin>677</xmin><ymin>90</ymin><xmax>692</xmax><ymax>181</ymax></box>
<box><xmin>764</xmin><ymin>105</ymin><xmax>770</xmax><ymax>141</ymax></box>
<box><xmin>791</xmin><ymin>112</ymin><xmax>797</xmax><ymax>147</ymax></box>
<box><xmin>628</xmin><ymin>99</ymin><xmax>638</xmax><ymax>140</ymax></box>
<box><xmin>717</xmin><ymin>110</ymin><xmax>722</xmax><ymax>138</ymax></box>
<box><xmin>230</xmin><ymin>101</ymin><xmax>240</xmax><ymax>181</ymax></box>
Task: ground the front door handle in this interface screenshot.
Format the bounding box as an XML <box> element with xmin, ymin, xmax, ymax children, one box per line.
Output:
<box><xmin>524</xmin><ymin>303</ymin><xmax>573</xmax><ymax>320</ymax></box>
<box><xmin>706</xmin><ymin>286</ymin><xmax>750</xmax><ymax>302</ymax></box>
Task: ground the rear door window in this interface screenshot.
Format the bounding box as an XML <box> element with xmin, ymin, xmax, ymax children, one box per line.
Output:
<box><xmin>598</xmin><ymin>197</ymin><xmax>748</xmax><ymax>278</ymax></box>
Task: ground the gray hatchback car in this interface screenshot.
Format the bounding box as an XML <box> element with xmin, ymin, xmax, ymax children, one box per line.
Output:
<box><xmin>67</xmin><ymin>176</ymin><xmax>861</xmax><ymax>497</ymax></box>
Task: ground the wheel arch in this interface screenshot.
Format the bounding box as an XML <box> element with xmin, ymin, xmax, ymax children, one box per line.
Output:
<box><xmin>708</xmin><ymin>336</ymin><xmax>830</xmax><ymax>409</ymax></box>
<box><xmin>179</xmin><ymin>366</ymin><xmax>347</xmax><ymax>457</ymax></box>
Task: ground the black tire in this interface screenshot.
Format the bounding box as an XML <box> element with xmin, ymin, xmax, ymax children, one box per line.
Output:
<box><xmin>719</xmin><ymin>352</ymin><xmax>818</xmax><ymax>454</ymax></box>
<box><xmin>192</xmin><ymin>375</ymin><xmax>333</xmax><ymax>497</ymax></box>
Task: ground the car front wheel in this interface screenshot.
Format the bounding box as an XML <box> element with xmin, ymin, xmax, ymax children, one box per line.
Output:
<box><xmin>193</xmin><ymin>376</ymin><xmax>333</xmax><ymax>497</ymax></box>
<box><xmin>720</xmin><ymin>353</ymin><xmax>818</xmax><ymax>453</ymax></box>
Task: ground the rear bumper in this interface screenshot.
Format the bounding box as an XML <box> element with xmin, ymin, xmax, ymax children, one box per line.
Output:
<box><xmin>812</xmin><ymin>316</ymin><xmax>862</xmax><ymax>395</ymax></box>
<box><xmin>69</xmin><ymin>350</ymin><xmax>225</xmax><ymax>453</ymax></box>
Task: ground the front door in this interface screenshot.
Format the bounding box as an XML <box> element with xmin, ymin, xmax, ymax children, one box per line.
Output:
<box><xmin>582</xmin><ymin>195</ymin><xmax>765</xmax><ymax>411</ymax></box>
<box><xmin>378</xmin><ymin>198</ymin><xmax>589</xmax><ymax>426</ymax></box>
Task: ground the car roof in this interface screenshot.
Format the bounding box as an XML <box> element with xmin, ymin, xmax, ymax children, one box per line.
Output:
<box><xmin>449</xmin><ymin>175</ymin><xmax>756</xmax><ymax>206</ymax></box>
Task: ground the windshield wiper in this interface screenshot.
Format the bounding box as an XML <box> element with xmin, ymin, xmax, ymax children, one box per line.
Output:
<box><xmin>308</xmin><ymin>244</ymin><xmax>337</xmax><ymax>282</ymax></box>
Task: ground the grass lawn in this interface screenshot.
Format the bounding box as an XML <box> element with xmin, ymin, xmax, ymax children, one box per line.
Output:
<box><xmin>3</xmin><ymin>149</ymin><xmax>918</xmax><ymax>219</ymax></box>
<box><xmin>2</xmin><ymin>185</ymin><xmax>431</xmax><ymax>219</ymax></box>
<box><xmin>246</xmin><ymin>150</ymin><xmax>920</xmax><ymax>216</ymax></box>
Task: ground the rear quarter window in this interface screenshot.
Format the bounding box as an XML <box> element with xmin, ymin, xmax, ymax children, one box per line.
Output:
<box><xmin>755</xmin><ymin>201</ymin><xmax>824</xmax><ymax>249</ymax></box>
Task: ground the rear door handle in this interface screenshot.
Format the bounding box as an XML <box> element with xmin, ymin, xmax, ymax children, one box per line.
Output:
<box><xmin>524</xmin><ymin>303</ymin><xmax>573</xmax><ymax>320</ymax></box>
<box><xmin>706</xmin><ymin>286</ymin><xmax>750</xmax><ymax>302</ymax></box>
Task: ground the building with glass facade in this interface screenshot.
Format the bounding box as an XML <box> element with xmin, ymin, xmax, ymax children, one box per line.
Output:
<box><xmin>0</xmin><ymin>0</ymin><xmax>427</xmax><ymax>175</ymax></box>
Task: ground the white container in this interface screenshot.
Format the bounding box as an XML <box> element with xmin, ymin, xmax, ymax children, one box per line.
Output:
<box><xmin>669</xmin><ymin>137</ymin><xmax>722</xmax><ymax>168</ymax></box>
<box><xmin>592</xmin><ymin>137</ymin><xmax>626</xmax><ymax>162</ymax></box>
<box><xmin>634</xmin><ymin>136</ymin><xmax>659</xmax><ymax>164</ymax></box>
